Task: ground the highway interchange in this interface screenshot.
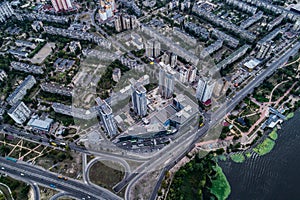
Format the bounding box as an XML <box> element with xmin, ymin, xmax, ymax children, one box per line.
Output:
<box><xmin>0</xmin><ymin>38</ymin><xmax>300</xmax><ymax>200</ymax></box>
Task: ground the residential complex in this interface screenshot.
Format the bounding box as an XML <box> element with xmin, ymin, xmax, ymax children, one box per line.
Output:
<box><xmin>1</xmin><ymin>0</ymin><xmax>300</xmax><ymax>199</ymax></box>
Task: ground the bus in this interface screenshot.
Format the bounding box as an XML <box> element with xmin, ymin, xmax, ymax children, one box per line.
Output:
<box><xmin>6</xmin><ymin>157</ymin><xmax>17</xmax><ymax>162</ymax></box>
<box><xmin>50</xmin><ymin>142</ymin><xmax>57</xmax><ymax>147</ymax></box>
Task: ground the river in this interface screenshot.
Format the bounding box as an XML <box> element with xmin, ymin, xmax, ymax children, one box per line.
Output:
<box><xmin>220</xmin><ymin>110</ymin><xmax>300</xmax><ymax>200</ymax></box>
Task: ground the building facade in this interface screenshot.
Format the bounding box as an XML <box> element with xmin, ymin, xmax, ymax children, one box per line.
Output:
<box><xmin>131</xmin><ymin>82</ymin><xmax>147</xmax><ymax>117</ymax></box>
<box><xmin>145</xmin><ymin>40</ymin><xmax>161</xmax><ymax>58</ymax></box>
<box><xmin>95</xmin><ymin>97</ymin><xmax>117</xmax><ymax>136</ymax></box>
<box><xmin>196</xmin><ymin>77</ymin><xmax>215</xmax><ymax>103</ymax></box>
<box><xmin>114</xmin><ymin>14</ymin><xmax>138</xmax><ymax>32</ymax></box>
<box><xmin>159</xmin><ymin>64</ymin><xmax>176</xmax><ymax>99</ymax></box>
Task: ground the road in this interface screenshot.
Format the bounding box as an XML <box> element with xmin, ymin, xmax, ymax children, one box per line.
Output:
<box><xmin>49</xmin><ymin>192</ymin><xmax>73</xmax><ymax>200</ymax></box>
<box><xmin>147</xmin><ymin>41</ymin><xmax>300</xmax><ymax>200</ymax></box>
<box><xmin>0</xmin><ymin>157</ymin><xmax>122</xmax><ymax>200</ymax></box>
<box><xmin>121</xmin><ymin>41</ymin><xmax>300</xmax><ymax>200</ymax></box>
<box><xmin>29</xmin><ymin>181</ymin><xmax>40</xmax><ymax>200</ymax></box>
<box><xmin>0</xmin><ymin>26</ymin><xmax>298</xmax><ymax>200</ymax></box>
<box><xmin>114</xmin><ymin>112</ymin><xmax>210</xmax><ymax>194</ymax></box>
<box><xmin>0</xmin><ymin>124</ymin><xmax>151</xmax><ymax>162</ymax></box>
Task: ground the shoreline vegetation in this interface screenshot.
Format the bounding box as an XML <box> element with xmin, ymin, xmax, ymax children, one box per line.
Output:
<box><xmin>210</xmin><ymin>164</ymin><xmax>231</xmax><ymax>200</ymax></box>
<box><xmin>268</xmin><ymin>128</ymin><xmax>278</xmax><ymax>140</ymax></box>
<box><xmin>286</xmin><ymin>112</ymin><xmax>295</xmax><ymax>120</ymax></box>
<box><xmin>253</xmin><ymin>127</ymin><xmax>278</xmax><ymax>156</ymax></box>
<box><xmin>253</xmin><ymin>138</ymin><xmax>276</xmax><ymax>156</ymax></box>
<box><xmin>230</xmin><ymin>153</ymin><xmax>245</xmax><ymax>163</ymax></box>
<box><xmin>166</xmin><ymin>153</ymin><xmax>231</xmax><ymax>200</ymax></box>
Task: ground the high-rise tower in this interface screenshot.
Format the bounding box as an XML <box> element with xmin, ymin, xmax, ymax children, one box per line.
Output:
<box><xmin>131</xmin><ymin>82</ymin><xmax>147</xmax><ymax>117</ymax></box>
<box><xmin>95</xmin><ymin>97</ymin><xmax>117</xmax><ymax>136</ymax></box>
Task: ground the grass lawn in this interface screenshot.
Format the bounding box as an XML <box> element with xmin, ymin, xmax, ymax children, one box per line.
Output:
<box><xmin>286</xmin><ymin>112</ymin><xmax>294</xmax><ymax>120</ymax></box>
<box><xmin>89</xmin><ymin>160</ymin><xmax>125</xmax><ymax>191</ymax></box>
<box><xmin>230</xmin><ymin>153</ymin><xmax>245</xmax><ymax>163</ymax></box>
<box><xmin>210</xmin><ymin>165</ymin><xmax>231</xmax><ymax>200</ymax></box>
<box><xmin>268</xmin><ymin>128</ymin><xmax>278</xmax><ymax>141</ymax></box>
<box><xmin>246</xmin><ymin>114</ymin><xmax>260</xmax><ymax>126</ymax></box>
<box><xmin>253</xmin><ymin>138</ymin><xmax>275</xmax><ymax>156</ymax></box>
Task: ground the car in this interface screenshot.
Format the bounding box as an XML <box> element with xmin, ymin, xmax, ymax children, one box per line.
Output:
<box><xmin>20</xmin><ymin>173</ymin><xmax>25</xmax><ymax>176</ymax></box>
<box><xmin>1</xmin><ymin>167</ymin><xmax>5</xmax><ymax>170</ymax></box>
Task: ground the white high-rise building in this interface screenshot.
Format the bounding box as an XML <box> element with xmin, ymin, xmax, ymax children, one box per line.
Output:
<box><xmin>0</xmin><ymin>2</ymin><xmax>14</xmax><ymax>23</ymax></box>
<box><xmin>131</xmin><ymin>82</ymin><xmax>147</xmax><ymax>117</ymax></box>
<box><xmin>95</xmin><ymin>97</ymin><xmax>117</xmax><ymax>136</ymax></box>
<box><xmin>159</xmin><ymin>64</ymin><xmax>176</xmax><ymax>99</ymax></box>
<box><xmin>196</xmin><ymin>77</ymin><xmax>215</xmax><ymax>103</ymax></box>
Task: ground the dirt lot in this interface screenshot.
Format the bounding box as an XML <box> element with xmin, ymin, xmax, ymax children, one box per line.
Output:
<box><xmin>89</xmin><ymin>160</ymin><xmax>125</xmax><ymax>192</ymax></box>
<box><xmin>30</xmin><ymin>42</ymin><xmax>55</xmax><ymax>64</ymax></box>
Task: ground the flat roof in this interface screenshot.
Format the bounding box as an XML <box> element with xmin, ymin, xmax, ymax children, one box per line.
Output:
<box><xmin>28</xmin><ymin>118</ymin><xmax>53</xmax><ymax>129</ymax></box>
<box><xmin>244</xmin><ymin>58</ymin><xmax>261</xmax><ymax>69</ymax></box>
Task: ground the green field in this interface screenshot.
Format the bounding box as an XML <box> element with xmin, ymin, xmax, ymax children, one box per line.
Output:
<box><xmin>230</xmin><ymin>153</ymin><xmax>245</xmax><ymax>163</ymax></box>
<box><xmin>253</xmin><ymin>138</ymin><xmax>275</xmax><ymax>156</ymax></box>
<box><xmin>210</xmin><ymin>165</ymin><xmax>231</xmax><ymax>200</ymax></box>
<box><xmin>268</xmin><ymin>128</ymin><xmax>278</xmax><ymax>140</ymax></box>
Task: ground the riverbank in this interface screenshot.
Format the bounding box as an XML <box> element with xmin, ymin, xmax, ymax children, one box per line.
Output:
<box><xmin>219</xmin><ymin>111</ymin><xmax>300</xmax><ymax>199</ymax></box>
<box><xmin>163</xmin><ymin>153</ymin><xmax>231</xmax><ymax>200</ymax></box>
<box><xmin>210</xmin><ymin>164</ymin><xmax>231</xmax><ymax>200</ymax></box>
<box><xmin>230</xmin><ymin>153</ymin><xmax>245</xmax><ymax>163</ymax></box>
<box><xmin>286</xmin><ymin>112</ymin><xmax>294</xmax><ymax>120</ymax></box>
<box><xmin>253</xmin><ymin>138</ymin><xmax>275</xmax><ymax>156</ymax></box>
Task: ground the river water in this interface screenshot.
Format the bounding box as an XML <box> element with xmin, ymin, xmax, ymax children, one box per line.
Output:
<box><xmin>220</xmin><ymin>110</ymin><xmax>300</xmax><ymax>200</ymax></box>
